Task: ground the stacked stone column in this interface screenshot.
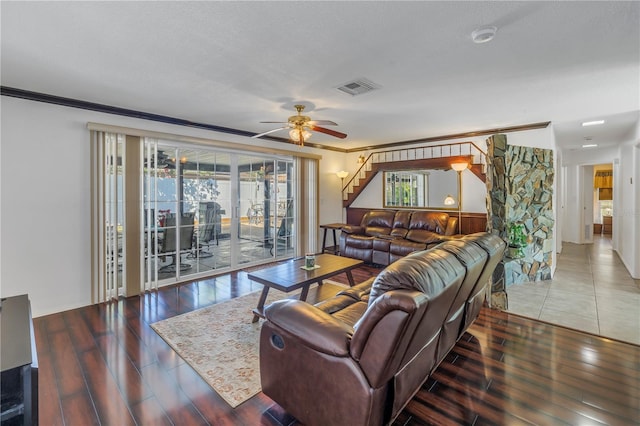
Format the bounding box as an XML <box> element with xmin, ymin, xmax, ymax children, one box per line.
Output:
<box><xmin>485</xmin><ymin>134</ymin><xmax>554</xmax><ymax>309</ymax></box>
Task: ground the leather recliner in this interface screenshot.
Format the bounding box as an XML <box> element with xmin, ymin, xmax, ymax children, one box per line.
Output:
<box><xmin>340</xmin><ymin>210</ymin><xmax>459</xmax><ymax>266</ymax></box>
<box><xmin>259</xmin><ymin>232</ymin><xmax>505</xmax><ymax>426</ymax></box>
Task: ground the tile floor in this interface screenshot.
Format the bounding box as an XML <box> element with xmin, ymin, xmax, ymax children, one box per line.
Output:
<box><xmin>506</xmin><ymin>235</ymin><xmax>640</xmax><ymax>345</ymax></box>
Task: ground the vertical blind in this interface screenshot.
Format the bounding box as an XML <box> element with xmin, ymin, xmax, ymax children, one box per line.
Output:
<box><xmin>91</xmin><ymin>131</ymin><xmax>127</xmax><ymax>304</ymax></box>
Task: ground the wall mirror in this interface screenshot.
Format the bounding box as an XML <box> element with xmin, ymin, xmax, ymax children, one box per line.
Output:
<box><xmin>383</xmin><ymin>169</ymin><xmax>459</xmax><ymax>209</ymax></box>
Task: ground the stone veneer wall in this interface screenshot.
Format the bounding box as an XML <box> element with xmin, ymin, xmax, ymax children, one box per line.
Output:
<box><xmin>485</xmin><ymin>134</ymin><xmax>508</xmax><ymax>309</ymax></box>
<box><xmin>485</xmin><ymin>134</ymin><xmax>555</xmax><ymax>309</ymax></box>
<box><xmin>505</xmin><ymin>145</ymin><xmax>555</xmax><ymax>284</ymax></box>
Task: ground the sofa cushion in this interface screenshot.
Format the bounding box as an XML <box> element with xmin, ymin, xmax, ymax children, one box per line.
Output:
<box><xmin>362</xmin><ymin>210</ymin><xmax>396</xmax><ymax>228</ymax></box>
<box><xmin>408</xmin><ymin>211</ymin><xmax>449</xmax><ymax>234</ymax></box>
<box><xmin>405</xmin><ymin>229</ymin><xmax>443</xmax><ymax>244</ymax></box>
<box><xmin>365</xmin><ymin>226</ymin><xmax>392</xmax><ymax>237</ymax></box>
<box><xmin>331</xmin><ymin>301</ymin><xmax>369</xmax><ymax>328</ymax></box>
<box><xmin>315</xmin><ymin>294</ymin><xmax>363</xmax><ymax>316</ymax></box>
<box><xmin>392</xmin><ymin>211</ymin><xmax>412</xmax><ymax>229</ymax></box>
<box><xmin>345</xmin><ymin>234</ymin><xmax>375</xmax><ymax>249</ymax></box>
<box><xmin>337</xmin><ymin>277</ymin><xmax>374</xmax><ymax>301</ymax></box>
<box><xmin>390</xmin><ymin>228</ymin><xmax>409</xmax><ymax>238</ymax></box>
<box><xmin>373</xmin><ymin>238</ymin><xmax>392</xmax><ymax>251</ymax></box>
<box><xmin>389</xmin><ymin>239</ymin><xmax>426</xmax><ymax>256</ymax></box>
<box><xmin>343</xmin><ymin>244</ymin><xmax>373</xmax><ymax>264</ymax></box>
<box><xmin>368</xmin><ymin>248</ymin><xmax>465</xmax><ymax>306</ymax></box>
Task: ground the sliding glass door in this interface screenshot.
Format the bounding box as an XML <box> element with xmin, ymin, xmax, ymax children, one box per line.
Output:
<box><xmin>237</xmin><ymin>156</ymin><xmax>295</xmax><ymax>265</ymax></box>
<box><xmin>142</xmin><ymin>139</ymin><xmax>295</xmax><ymax>287</ymax></box>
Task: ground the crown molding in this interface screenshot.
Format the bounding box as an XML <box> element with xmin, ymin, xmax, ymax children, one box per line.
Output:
<box><xmin>2</xmin><ymin>86</ymin><xmax>549</xmax><ymax>154</ymax></box>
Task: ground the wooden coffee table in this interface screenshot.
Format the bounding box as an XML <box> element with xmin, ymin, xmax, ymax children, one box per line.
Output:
<box><xmin>248</xmin><ymin>253</ymin><xmax>363</xmax><ymax>322</ymax></box>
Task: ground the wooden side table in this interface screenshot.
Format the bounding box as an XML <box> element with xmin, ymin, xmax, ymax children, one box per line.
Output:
<box><xmin>320</xmin><ymin>223</ymin><xmax>346</xmax><ymax>255</ymax></box>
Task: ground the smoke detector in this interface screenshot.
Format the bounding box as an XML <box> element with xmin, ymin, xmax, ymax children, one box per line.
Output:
<box><xmin>472</xmin><ymin>26</ymin><xmax>497</xmax><ymax>44</ymax></box>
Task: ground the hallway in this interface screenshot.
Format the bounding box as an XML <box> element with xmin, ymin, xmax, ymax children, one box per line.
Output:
<box><xmin>507</xmin><ymin>235</ymin><xmax>640</xmax><ymax>345</ymax></box>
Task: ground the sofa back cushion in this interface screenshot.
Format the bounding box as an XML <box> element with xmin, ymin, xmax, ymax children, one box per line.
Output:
<box><xmin>408</xmin><ymin>211</ymin><xmax>450</xmax><ymax>233</ymax></box>
<box><xmin>351</xmin><ymin>247</ymin><xmax>465</xmax><ymax>402</ymax></box>
<box><xmin>361</xmin><ymin>210</ymin><xmax>396</xmax><ymax>237</ymax></box>
<box><xmin>367</xmin><ymin>246</ymin><xmax>464</xmax><ymax>306</ymax></box>
<box><xmin>389</xmin><ymin>210</ymin><xmax>411</xmax><ymax>238</ymax></box>
<box><xmin>459</xmin><ymin>232</ymin><xmax>506</xmax><ymax>332</ymax></box>
<box><xmin>405</xmin><ymin>229</ymin><xmax>442</xmax><ymax>244</ymax></box>
<box><xmin>434</xmin><ymin>239</ymin><xmax>488</xmax><ymax>359</ymax></box>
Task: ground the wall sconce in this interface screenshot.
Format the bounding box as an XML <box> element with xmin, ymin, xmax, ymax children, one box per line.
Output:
<box><xmin>357</xmin><ymin>155</ymin><xmax>366</xmax><ymax>165</ymax></box>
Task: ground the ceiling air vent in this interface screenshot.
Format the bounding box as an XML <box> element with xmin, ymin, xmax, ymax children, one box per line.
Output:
<box><xmin>336</xmin><ymin>78</ymin><xmax>380</xmax><ymax>96</ymax></box>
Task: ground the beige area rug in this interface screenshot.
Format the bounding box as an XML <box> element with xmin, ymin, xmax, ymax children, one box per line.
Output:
<box><xmin>150</xmin><ymin>281</ymin><xmax>345</xmax><ymax>408</ymax></box>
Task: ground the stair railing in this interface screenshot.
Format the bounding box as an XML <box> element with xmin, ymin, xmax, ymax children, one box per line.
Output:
<box><xmin>342</xmin><ymin>141</ymin><xmax>486</xmax><ymax>201</ymax></box>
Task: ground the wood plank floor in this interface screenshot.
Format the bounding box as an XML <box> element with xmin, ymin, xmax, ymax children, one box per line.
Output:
<box><xmin>33</xmin><ymin>264</ymin><xmax>640</xmax><ymax>425</ymax></box>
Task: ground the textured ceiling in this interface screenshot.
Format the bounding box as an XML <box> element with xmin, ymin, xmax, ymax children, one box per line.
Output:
<box><xmin>1</xmin><ymin>1</ymin><xmax>638</xmax><ymax>152</ymax></box>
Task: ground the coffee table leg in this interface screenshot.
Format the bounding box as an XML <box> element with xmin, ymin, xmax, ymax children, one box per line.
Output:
<box><xmin>300</xmin><ymin>284</ymin><xmax>310</xmax><ymax>301</ymax></box>
<box><xmin>253</xmin><ymin>286</ymin><xmax>270</xmax><ymax>323</ymax></box>
<box><xmin>346</xmin><ymin>270</ymin><xmax>356</xmax><ymax>287</ymax></box>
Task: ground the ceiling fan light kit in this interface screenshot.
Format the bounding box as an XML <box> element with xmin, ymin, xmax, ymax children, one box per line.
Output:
<box><xmin>253</xmin><ymin>104</ymin><xmax>347</xmax><ymax>146</ymax></box>
<box><xmin>289</xmin><ymin>128</ymin><xmax>312</xmax><ymax>144</ymax></box>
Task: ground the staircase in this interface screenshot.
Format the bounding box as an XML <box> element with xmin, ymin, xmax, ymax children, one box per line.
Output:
<box><xmin>342</xmin><ymin>142</ymin><xmax>487</xmax><ymax>208</ymax></box>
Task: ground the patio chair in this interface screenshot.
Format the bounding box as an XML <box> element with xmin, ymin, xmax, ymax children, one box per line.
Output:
<box><xmin>159</xmin><ymin>213</ymin><xmax>194</xmax><ymax>272</ymax></box>
<box><xmin>192</xmin><ymin>202</ymin><xmax>223</xmax><ymax>258</ymax></box>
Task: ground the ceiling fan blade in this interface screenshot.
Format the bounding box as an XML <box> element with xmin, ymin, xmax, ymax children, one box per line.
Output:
<box><xmin>311</xmin><ymin>125</ymin><xmax>347</xmax><ymax>139</ymax></box>
<box><xmin>252</xmin><ymin>126</ymin><xmax>288</xmax><ymax>138</ymax></box>
<box><xmin>309</xmin><ymin>120</ymin><xmax>338</xmax><ymax>126</ymax></box>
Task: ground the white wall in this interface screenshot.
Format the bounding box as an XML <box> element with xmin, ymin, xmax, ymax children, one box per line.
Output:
<box><xmin>0</xmin><ymin>96</ymin><xmax>328</xmax><ymax>316</ymax></box>
<box><xmin>555</xmin><ymin>148</ymin><xmax>564</xmax><ymax>255</ymax></box>
<box><xmin>317</xmin><ymin>150</ymin><xmax>351</xmax><ymax>251</ymax></box>
<box><xmin>351</xmin><ymin>173</ymin><xmax>384</xmax><ymax>209</ymax></box>
<box><xmin>617</xmin><ymin>139</ymin><xmax>640</xmax><ymax>278</ymax></box>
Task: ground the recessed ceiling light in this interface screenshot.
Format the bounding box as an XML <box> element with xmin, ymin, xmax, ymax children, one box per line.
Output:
<box><xmin>582</xmin><ymin>120</ymin><xmax>605</xmax><ymax>126</ymax></box>
<box><xmin>471</xmin><ymin>26</ymin><xmax>497</xmax><ymax>44</ymax></box>
<box><xmin>582</xmin><ymin>144</ymin><xmax>598</xmax><ymax>148</ymax></box>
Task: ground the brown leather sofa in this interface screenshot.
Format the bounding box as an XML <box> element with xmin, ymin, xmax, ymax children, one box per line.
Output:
<box><xmin>339</xmin><ymin>210</ymin><xmax>459</xmax><ymax>265</ymax></box>
<box><xmin>259</xmin><ymin>232</ymin><xmax>505</xmax><ymax>426</ymax></box>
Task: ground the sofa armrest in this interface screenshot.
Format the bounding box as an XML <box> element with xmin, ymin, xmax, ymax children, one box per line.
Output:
<box><xmin>341</xmin><ymin>224</ymin><xmax>364</xmax><ymax>235</ymax></box>
<box><xmin>445</xmin><ymin>216</ymin><xmax>459</xmax><ymax>236</ymax></box>
<box><xmin>264</xmin><ymin>299</ymin><xmax>353</xmax><ymax>356</ymax></box>
<box><xmin>337</xmin><ymin>277</ymin><xmax>375</xmax><ymax>300</ymax></box>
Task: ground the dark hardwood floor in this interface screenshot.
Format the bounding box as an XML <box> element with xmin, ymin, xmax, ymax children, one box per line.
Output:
<box><xmin>33</xmin><ymin>264</ymin><xmax>640</xmax><ymax>425</ymax></box>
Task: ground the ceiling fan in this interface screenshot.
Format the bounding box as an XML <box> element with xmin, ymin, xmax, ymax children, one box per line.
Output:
<box><xmin>252</xmin><ymin>104</ymin><xmax>347</xmax><ymax>146</ymax></box>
